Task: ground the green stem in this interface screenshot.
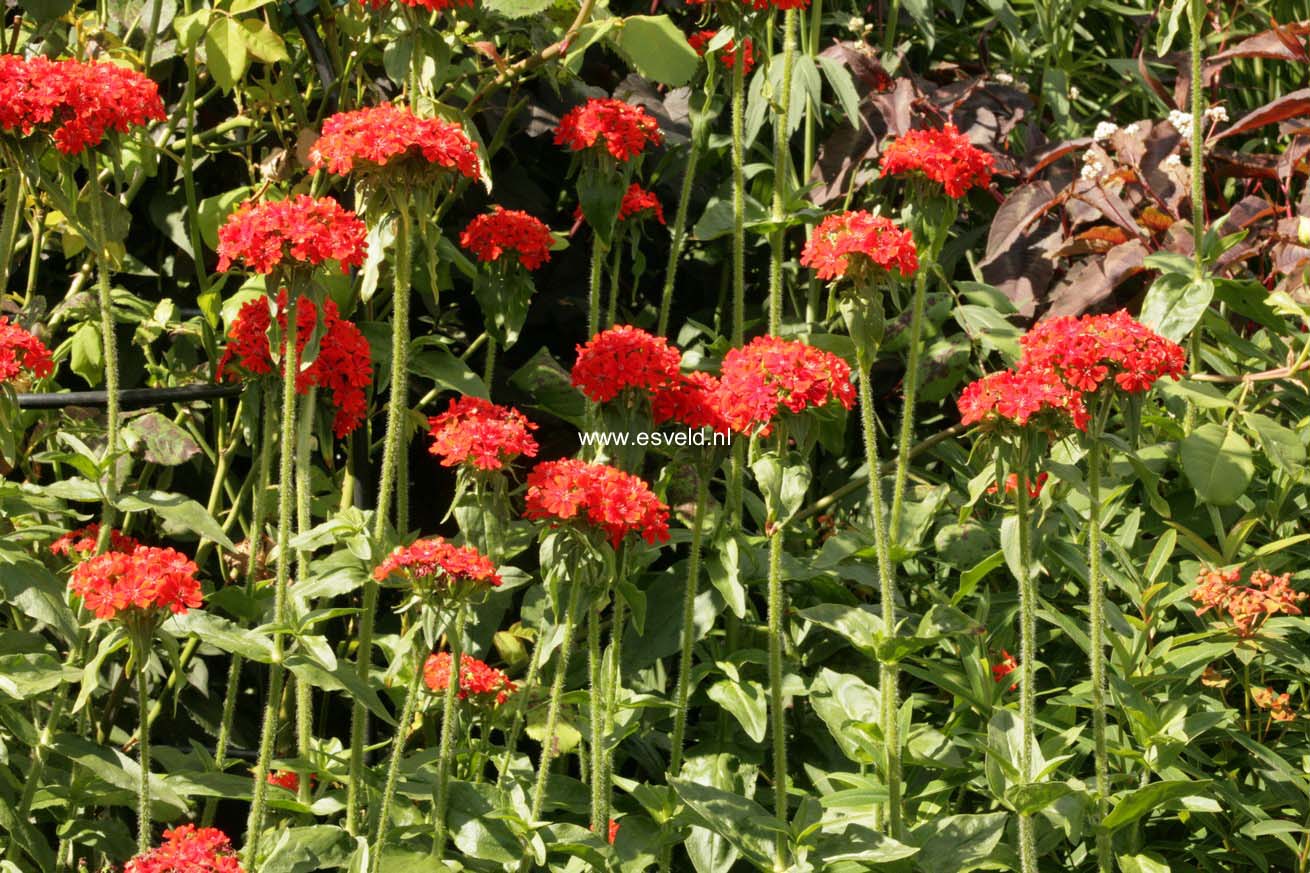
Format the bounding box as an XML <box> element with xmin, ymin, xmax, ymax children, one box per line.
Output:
<box><xmin>370</xmin><ymin>645</ymin><xmax>428</xmax><ymax>873</ymax></box>
<box><xmin>768</xmin><ymin>9</ymin><xmax>797</xmax><ymax>335</ymax></box>
<box><xmin>727</xmin><ymin>36</ymin><xmax>748</xmax><ymax>527</ymax></box>
<box><xmin>857</xmin><ymin>353</ymin><xmax>902</xmax><ymax>837</ymax></box>
<box><xmin>88</xmin><ymin>159</ymin><xmax>122</xmax><ymax>543</ymax></box>
<box><xmin>0</xmin><ymin>168</ymin><xmax>21</xmax><ymax>294</ymax></box>
<box><xmin>1015</xmin><ymin>439</ymin><xmax>1038</xmax><ymax>873</ymax></box>
<box><xmin>483</xmin><ymin>337</ymin><xmax>497</xmax><ymax>392</ymax></box>
<box><xmin>295</xmin><ymin>387</ymin><xmax>318</xmax><ymax>805</ymax></box>
<box><xmin>605</xmin><ymin>234</ymin><xmax>622</xmax><ymax>329</ymax></box>
<box><xmin>134</xmin><ymin>636</ymin><xmax>152</xmax><ymax>854</ymax></box>
<box><xmin>588</xmin><ymin>234</ymin><xmax>605</xmax><ymax>338</ymax></box>
<box><xmin>350</xmin><ymin>201</ymin><xmax>414</xmax><ymax>833</ymax></box>
<box><xmin>496</xmin><ymin>629</ymin><xmax>544</xmax><ymax>787</ymax></box>
<box><xmin>141</xmin><ymin>0</ymin><xmax>164</xmax><ymax>72</ymax></box>
<box><xmin>431</xmin><ymin>605</ymin><xmax>468</xmax><ymax>859</ymax></box>
<box><xmin>888</xmin><ymin>272</ymin><xmax>927</xmax><ymax>539</ymax></box>
<box><xmin>656</xmin><ymin>133</ymin><xmax>702</xmax><ymax>337</ymax></box>
<box><xmin>588</xmin><ymin>602</ymin><xmax>605</xmax><ymax>834</ymax></box>
<box><xmin>766</xmin><ymin>525</ymin><xmax>788</xmax><ymax>868</ymax></box>
<box><xmin>244</xmin><ymin>290</ymin><xmax>301</xmax><ymax>869</ymax></box>
<box><xmin>1087</xmin><ymin>436</ymin><xmax>1110</xmax><ymax>872</ymax></box>
<box><xmin>1189</xmin><ymin>0</ymin><xmax>1205</xmax><ymax>274</ymax></box>
<box><xmin>204</xmin><ymin>390</ymin><xmax>275</xmax><ymax>826</ymax></box>
<box><xmin>883</xmin><ymin>0</ymin><xmax>901</xmax><ymax>54</ymax></box>
<box><xmin>529</xmin><ymin>580</ymin><xmax>583</xmax><ymax>824</ymax></box>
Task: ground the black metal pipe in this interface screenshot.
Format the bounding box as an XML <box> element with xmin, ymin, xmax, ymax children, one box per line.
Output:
<box><xmin>16</xmin><ymin>382</ymin><xmax>245</xmax><ymax>410</ymax></box>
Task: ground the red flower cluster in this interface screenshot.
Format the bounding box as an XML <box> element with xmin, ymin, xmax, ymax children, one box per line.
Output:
<box><xmin>0</xmin><ymin>55</ymin><xmax>164</xmax><ymax>155</ymax></box>
<box><xmin>0</xmin><ymin>317</ymin><xmax>54</xmax><ymax>382</ymax></box>
<box><xmin>310</xmin><ymin>104</ymin><xmax>480</xmax><ymax>181</ymax></box>
<box><xmin>217</xmin><ymin>293</ymin><xmax>373</xmax><ymax>438</ymax></box>
<box><xmin>423</xmin><ymin>651</ymin><xmax>517</xmax><ymax>706</ymax></box>
<box><xmin>711</xmin><ymin>335</ymin><xmax>856</xmax><ymax>435</ymax></box>
<box><xmin>68</xmin><ymin>545</ymin><xmax>202</xmax><ymax>622</ymax></box>
<box><xmin>267</xmin><ymin>770</ymin><xmax>300</xmax><ymax>792</ymax></box>
<box><xmin>427</xmin><ymin>395</ymin><xmax>539</xmax><ymax>471</ymax></box>
<box><xmin>991</xmin><ymin>649</ymin><xmax>1018</xmax><ymax>691</ymax></box>
<box><xmin>986</xmin><ymin>472</ymin><xmax>1049</xmax><ymax>499</ymax></box>
<box><xmin>50</xmin><ymin>523</ymin><xmax>141</xmax><ymax>560</ymax></box>
<box><xmin>216</xmin><ymin>195</ymin><xmax>367</xmax><ymax>275</ymax></box>
<box><xmin>1252</xmin><ymin>686</ymin><xmax>1297</xmax><ymax>722</ymax></box>
<box><xmin>800</xmin><ymin>211</ymin><xmax>918</xmax><ymax>282</ymax></box>
<box><xmin>652</xmin><ymin>371</ymin><xmax>730</xmax><ymax>433</ymax></box>
<box><xmin>571</xmin><ymin>325</ymin><xmax>683</xmax><ymax>403</ymax></box>
<box><xmin>524</xmin><ymin>458</ymin><xmax>670</xmax><ymax>547</ymax></box>
<box><xmin>356</xmin><ymin>0</ymin><xmax>471</xmax><ymax>10</ymax></box>
<box><xmin>1018</xmin><ymin>311</ymin><xmax>1186</xmax><ymax>395</ymax></box>
<box><xmin>124</xmin><ymin>824</ymin><xmax>245</xmax><ymax>873</ymax></box>
<box><xmin>619</xmin><ymin>184</ymin><xmax>666</xmax><ymax>224</ymax></box>
<box><xmin>374</xmin><ymin>536</ymin><xmax>501</xmax><ymax>589</ymax></box>
<box><xmin>956</xmin><ymin>367</ymin><xmax>1088</xmax><ymax>432</ymax></box>
<box><xmin>686</xmin><ymin>0</ymin><xmax>810</xmax><ymax>8</ymax></box>
<box><xmin>686</xmin><ymin>30</ymin><xmax>756</xmax><ymax>75</ymax></box>
<box><xmin>459</xmin><ymin>208</ymin><xmax>554</xmax><ymax>271</ymax></box>
<box><xmin>554</xmin><ymin>98</ymin><xmax>663</xmax><ymax>163</ymax></box>
<box><xmin>1192</xmin><ymin>566</ymin><xmax>1305</xmax><ymax>638</ymax></box>
<box><xmin>879</xmin><ymin>123</ymin><xmax>994</xmax><ymax>198</ymax></box>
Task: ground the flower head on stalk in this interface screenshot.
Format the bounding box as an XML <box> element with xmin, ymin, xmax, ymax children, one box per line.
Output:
<box><xmin>711</xmin><ymin>335</ymin><xmax>856</xmax><ymax>436</ymax></box>
<box><xmin>524</xmin><ymin>458</ymin><xmax>670</xmax><ymax>548</ymax></box>
<box><xmin>68</xmin><ymin>545</ymin><xmax>202</xmax><ymax>627</ymax></box>
<box><xmin>215</xmin><ymin>195</ymin><xmax>367</xmax><ymax>276</ymax></box>
<box><xmin>125</xmin><ymin>824</ymin><xmax>245</xmax><ymax>873</ymax></box>
<box><xmin>618</xmin><ymin>184</ymin><xmax>665</xmax><ymax>224</ymax></box>
<box><xmin>374</xmin><ymin>537</ymin><xmax>501</xmax><ymax>609</ymax></box>
<box><xmin>50</xmin><ymin>523</ymin><xmax>140</xmax><ymax>561</ymax></box>
<box><xmin>571</xmin><ymin>325</ymin><xmax>682</xmax><ymax>404</ymax></box>
<box><xmin>424</xmin><ymin>651</ymin><xmax>517</xmax><ymax>706</ymax></box>
<box><xmin>309</xmin><ymin>104</ymin><xmax>481</xmax><ymax>187</ymax></box>
<box><xmin>801</xmin><ymin>211</ymin><xmax>918</xmax><ymax>283</ymax></box>
<box><xmin>0</xmin><ymin>317</ymin><xmax>54</xmax><ymax>383</ymax></box>
<box><xmin>266</xmin><ymin>770</ymin><xmax>307</xmax><ymax>792</ymax></box>
<box><xmin>356</xmin><ymin>0</ymin><xmax>471</xmax><ymax>10</ymax></box>
<box><xmin>652</xmin><ymin>371</ymin><xmax>731</xmax><ymax>434</ymax></box>
<box><xmin>686</xmin><ymin>0</ymin><xmax>811</xmax><ymax>8</ymax></box>
<box><xmin>879</xmin><ymin>123</ymin><xmax>994</xmax><ymax>198</ymax></box>
<box><xmin>1191</xmin><ymin>566</ymin><xmax>1305</xmax><ymax>638</ymax></box>
<box><xmin>459</xmin><ymin>208</ymin><xmax>554</xmax><ymax>270</ymax></box>
<box><xmin>427</xmin><ymin>396</ymin><xmax>539</xmax><ymax>471</ymax></box>
<box><xmin>554</xmin><ymin>98</ymin><xmax>663</xmax><ymax>163</ymax></box>
<box><xmin>1018</xmin><ymin>311</ymin><xmax>1186</xmax><ymax>395</ymax></box>
<box><xmin>216</xmin><ymin>293</ymin><xmax>373</xmax><ymax>438</ymax></box>
<box><xmin>1252</xmin><ymin>686</ymin><xmax>1297</xmax><ymax>722</ymax></box>
<box><xmin>0</xmin><ymin>56</ymin><xmax>164</xmax><ymax>155</ymax></box>
<box><xmin>687</xmin><ymin>30</ymin><xmax>756</xmax><ymax>75</ymax></box>
<box><xmin>956</xmin><ymin>366</ymin><xmax>1088</xmax><ymax>433</ymax></box>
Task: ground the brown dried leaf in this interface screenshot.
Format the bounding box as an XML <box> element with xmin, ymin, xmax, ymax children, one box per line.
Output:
<box><xmin>1215</xmin><ymin>88</ymin><xmax>1310</xmax><ymax>141</ymax></box>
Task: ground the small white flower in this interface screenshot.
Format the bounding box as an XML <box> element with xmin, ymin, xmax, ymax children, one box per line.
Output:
<box><xmin>1205</xmin><ymin>105</ymin><xmax>1229</xmax><ymax>124</ymax></box>
<box><xmin>1124</xmin><ymin>121</ymin><xmax>1147</xmax><ymax>137</ymax></box>
<box><xmin>848</xmin><ymin>16</ymin><xmax>865</xmax><ymax>32</ymax></box>
<box><xmin>995</xmin><ymin>71</ymin><xmax>1014</xmax><ymax>85</ymax></box>
<box><xmin>1169</xmin><ymin>109</ymin><xmax>1194</xmax><ymax>141</ymax></box>
<box><xmin>1093</xmin><ymin>121</ymin><xmax>1119</xmax><ymax>142</ymax></box>
<box><xmin>1081</xmin><ymin>152</ymin><xmax>1105</xmax><ymax>182</ymax></box>
<box><xmin>1163</xmin><ymin>154</ymin><xmax>1185</xmax><ymax>171</ymax></box>
<box><xmin>1069</xmin><ymin>86</ymin><xmax>1080</xmax><ymax>101</ymax></box>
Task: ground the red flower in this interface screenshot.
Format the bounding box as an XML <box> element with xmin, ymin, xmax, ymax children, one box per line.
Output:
<box><xmin>125</xmin><ymin>824</ymin><xmax>245</xmax><ymax>873</ymax></box>
<box><xmin>310</xmin><ymin>104</ymin><xmax>480</xmax><ymax>181</ymax></box>
<box><xmin>608</xmin><ymin>819</ymin><xmax>620</xmax><ymax>845</ymax></box>
<box><xmin>266</xmin><ymin>770</ymin><xmax>300</xmax><ymax>792</ymax></box>
<box><xmin>374</xmin><ymin>537</ymin><xmax>501</xmax><ymax>590</ymax></box>
<box><xmin>710</xmin><ymin>335</ymin><xmax>856</xmax><ymax>436</ymax></box>
<box><xmin>879</xmin><ymin>123</ymin><xmax>994</xmax><ymax>198</ymax></box>
<box><xmin>216</xmin><ymin>293</ymin><xmax>373</xmax><ymax>438</ymax></box>
<box><xmin>459</xmin><ymin>207</ymin><xmax>554</xmax><ymax>271</ymax></box>
<box><xmin>686</xmin><ymin>30</ymin><xmax>756</xmax><ymax>75</ymax></box>
<box><xmin>571</xmin><ymin>325</ymin><xmax>683</xmax><ymax>403</ymax></box>
<box><xmin>651</xmin><ymin>371</ymin><xmax>730</xmax><ymax>434</ymax></box>
<box><xmin>524</xmin><ymin>458</ymin><xmax>670</xmax><ymax>548</ymax></box>
<box><xmin>801</xmin><ymin>211</ymin><xmax>918</xmax><ymax>282</ymax></box>
<box><xmin>423</xmin><ymin>651</ymin><xmax>517</xmax><ymax>706</ymax></box>
<box><xmin>619</xmin><ymin>183</ymin><xmax>666</xmax><ymax>224</ymax></box>
<box><xmin>1018</xmin><ymin>311</ymin><xmax>1186</xmax><ymax>396</ymax></box>
<box><xmin>686</xmin><ymin>0</ymin><xmax>809</xmax><ymax>7</ymax></box>
<box><xmin>216</xmin><ymin>195</ymin><xmax>368</xmax><ymax>275</ymax></box>
<box><xmin>986</xmin><ymin>472</ymin><xmax>1049</xmax><ymax>499</ymax></box>
<box><xmin>0</xmin><ymin>317</ymin><xmax>54</xmax><ymax>382</ymax></box>
<box><xmin>50</xmin><ymin>524</ymin><xmax>141</xmax><ymax>560</ymax></box>
<box><xmin>427</xmin><ymin>395</ymin><xmax>539</xmax><ymax>471</ymax></box>
<box><xmin>68</xmin><ymin>545</ymin><xmax>202</xmax><ymax>622</ymax></box>
<box><xmin>991</xmin><ymin>650</ymin><xmax>1018</xmax><ymax>691</ymax></box>
<box><xmin>356</xmin><ymin>0</ymin><xmax>471</xmax><ymax>10</ymax></box>
<box><xmin>554</xmin><ymin>98</ymin><xmax>663</xmax><ymax>163</ymax></box>
<box><xmin>0</xmin><ymin>56</ymin><xmax>164</xmax><ymax>155</ymax></box>
<box><xmin>956</xmin><ymin>367</ymin><xmax>1088</xmax><ymax>432</ymax></box>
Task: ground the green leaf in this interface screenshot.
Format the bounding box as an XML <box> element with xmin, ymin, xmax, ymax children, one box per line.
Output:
<box><xmin>797</xmin><ymin>603</ymin><xmax>882</xmax><ymax>657</ymax></box>
<box><xmin>611</xmin><ymin>16</ymin><xmax>700</xmax><ymax>87</ymax></box>
<box><xmin>0</xmin><ymin>556</ymin><xmax>78</xmax><ymax>641</ymax></box>
<box><xmin>17</xmin><ymin>0</ymin><xmax>75</xmax><ymax>22</ymax></box>
<box><xmin>815</xmin><ymin>55</ymin><xmax>862</xmax><ymax>130</ymax></box>
<box><xmin>1102</xmin><ymin>779</ymin><xmax>1210</xmax><ymax>832</ymax></box>
<box><xmin>409</xmin><ymin>340</ymin><xmax>488</xmax><ymax>399</ymax></box>
<box><xmin>116</xmin><ymin>491</ymin><xmax>237</xmax><ymax>551</ymax></box>
<box><xmin>1139</xmin><ymin>275</ymin><xmax>1213</xmax><ymax>343</ymax></box>
<box><xmin>0</xmin><ymin>654</ymin><xmax>78</xmax><ymax>700</ymax></box>
<box><xmin>706</xmin><ymin>679</ymin><xmax>767</xmax><ymax>743</ymax></box>
<box><xmin>1244</xmin><ymin>411</ymin><xmax>1306</xmax><ymax>477</ymax></box>
<box><xmin>1119</xmin><ymin>853</ymin><xmax>1172</xmax><ymax>873</ymax></box>
<box><xmin>1008</xmin><ymin>781</ymin><xmax>1075</xmax><ymax>815</ymax></box>
<box><xmin>205</xmin><ymin>16</ymin><xmax>250</xmax><ymax>91</ymax></box>
<box><xmin>174</xmin><ymin>9</ymin><xmax>211</xmax><ymax>49</ymax></box>
<box><xmin>239</xmin><ymin>18</ymin><xmax>289</xmax><ymax>64</ymax></box>
<box><xmin>51</xmin><ymin>734</ymin><xmax>188</xmax><ymax>815</ymax></box>
<box><xmin>508</xmin><ymin>346</ymin><xmax>588</xmax><ymax>428</ymax></box>
<box><xmin>284</xmin><ymin>653</ymin><xmax>396</xmax><ymax>726</ymax></box>
<box><xmin>482</xmin><ymin>0</ymin><xmax>553</xmax><ymax>17</ymax></box>
<box><xmin>810</xmin><ymin>668</ymin><xmax>880</xmax><ymax>765</ymax></box>
<box><xmin>1179</xmin><ymin>424</ymin><xmax>1253</xmax><ymax>506</ymax></box>
<box><xmin>70</xmin><ymin>323</ymin><xmax>104</xmax><ymax>387</ymax></box>
<box><xmin>124</xmin><ymin>412</ymin><xmax>202</xmax><ymax>466</ymax></box>
<box><xmin>231</xmin><ymin>0</ymin><xmax>276</xmax><ymax>12</ymax></box>
<box><xmin>669</xmin><ymin>777</ymin><xmax>779</xmax><ymax>869</ymax></box>
<box><xmin>911</xmin><ymin>812</ymin><xmax>1008</xmax><ymax>872</ymax></box>
<box><xmin>167</xmin><ymin>610</ymin><xmax>274</xmax><ymax>662</ymax></box>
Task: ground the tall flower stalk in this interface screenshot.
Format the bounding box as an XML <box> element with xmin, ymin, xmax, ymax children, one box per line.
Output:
<box><xmin>768</xmin><ymin>9</ymin><xmax>798</xmax><ymax>335</ymax></box>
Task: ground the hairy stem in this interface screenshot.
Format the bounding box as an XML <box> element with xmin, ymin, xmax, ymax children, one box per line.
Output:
<box><xmin>1087</xmin><ymin>436</ymin><xmax>1111</xmax><ymax>872</ymax></box>
<box><xmin>134</xmin><ymin>637</ymin><xmax>152</xmax><ymax>854</ymax></box>
<box><xmin>0</xmin><ymin>168</ymin><xmax>21</xmax><ymax>294</ymax></box>
<box><xmin>432</xmin><ymin>605</ymin><xmax>468</xmax><ymax>859</ymax></box>
<box><xmin>1016</xmin><ymin>441</ymin><xmax>1038</xmax><ymax>873</ymax></box>
<box><xmin>768</xmin><ymin>9</ymin><xmax>797</xmax><ymax>335</ymax></box>
<box><xmin>727</xmin><ymin>51</ymin><xmax>748</xmax><ymax>526</ymax></box>
<box><xmin>656</xmin><ymin>132</ymin><xmax>702</xmax><ymax>337</ymax></box>
<box><xmin>88</xmin><ymin>160</ymin><xmax>122</xmax><ymax>545</ymax></box>
<box><xmin>766</xmin><ymin>525</ymin><xmax>788</xmax><ymax>868</ymax></box>
<box><xmin>588</xmin><ymin>233</ymin><xmax>605</xmax><ymax>339</ymax></box>
<box><xmin>1189</xmin><ymin>0</ymin><xmax>1205</xmax><ymax>273</ymax></box>
<box><xmin>529</xmin><ymin>580</ymin><xmax>583</xmax><ymax>824</ymax></box>
<box><xmin>888</xmin><ymin>272</ymin><xmax>927</xmax><ymax>539</ymax></box>
<box><xmin>370</xmin><ymin>645</ymin><xmax>427</xmax><ymax>873</ymax></box>
<box><xmin>295</xmin><ymin>387</ymin><xmax>318</xmax><ymax>805</ymax></box>
<box><xmin>588</xmin><ymin>602</ymin><xmax>605</xmax><ymax>833</ymax></box>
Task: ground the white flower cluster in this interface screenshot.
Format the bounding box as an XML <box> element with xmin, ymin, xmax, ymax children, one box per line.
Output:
<box><xmin>1124</xmin><ymin>120</ymin><xmax>1147</xmax><ymax>137</ymax></box>
<box><xmin>1163</xmin><ymin>154</ymin><xmax>1185</xmax><ymax>170</ymax></box>
<box><xmin>995</xmin><ymin>71</ymin><xmax>1014</xmax><ymax>85</ymax></box>
<box><xmin>1205</xmin><ymin>105</ymin><xmax>1229</xmax><ymax>124</ymax></box>
<box><xmin>848</xmin><ymin>16</ymin><xmax>873</xmax><ymax>35</ymax></box>
<box><xmin>1081</xmin><ymin>151</ymin><xmax>1106</xmax><ymax>182</ymax></box>
<box><xmin>1093</xmin><ymin>121</ymin><xmax>1119</xmax><ymax>142</ymax></box>
<box><xmin>1169</xmin><ymin>109</ymin><xmax>1193</xmax><ymax>141</ymax></box>
<box><xmin>1069</xmin><ymin>86</ymin><xmax>1081</xmax><ymax>101</ymax></box>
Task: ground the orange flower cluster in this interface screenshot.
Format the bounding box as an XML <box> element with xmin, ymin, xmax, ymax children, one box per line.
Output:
<box><xmin>879</xmin><ymin>123</ymin><xmax>994</xmax><ymax>198</ymax></box>
<box><xmin>124</xmin><ymin>824</ymin><xmax>244</xmax><ymax>873</ymax></box>
<box><xmin>0</xmin><ymin>317</ymin><xmax>54</xmax><ymax>383</ymax></box>
<box><xmin>373</xmin><ymin>537</ymin><xmax>501</xmax><ymax>590</ymax></box>
<box><xmin>554</xmin><ymin>98</ymin><xmax>663</xmax><ymax>163</ymax></box>
<box><xmin>310</xmin><ymin>103</ymin><xmax>481</xmax><ymax>181</ymax></box>
<box><xmin>460</xmin><ymin>207</ymin><xmax>555</xmax><ymax>270</ymax></box>
<box><xmin>216</xmin><ymin>195</ymin><xmax>367</xmax><ymax>275</ymax></box>
<box><xmin>991</xmin><ymin>650</ymin><xmax>1018</xmax><ymax>691</ymax></box>
<box><xmin>68</xmin><ymin>545</ymin><xmax>202</xmax><ymax>622</ymax></box>
<box><xmin>800</xmin><ymin>211</ymin><xmax>918</xmax><ymax>282</ymax></box>
<box><xmin>524</xmin><ymin>458</ymin><xmax>670</xmax><ymax>548</ymax></box>
<box><xmin>711</xmin><ymin>335</ymin><xmax>856</xmax><ymax>436</ymax></box>
<box><xmin>423</xmin><ymin>651</ymin><xmax>516</xmax><ymax>706</ymax></box>
<box><xmin>686</xmin><ymin>30</ymin><xmax>756</xmax><ymax>74</ymax></box>
<box><xmin>1192</xmin><ymin>566</ymin><xmax>1306</xmax><ymax>638</ymax></box>
<box><xmin>50</xmin><ymin>524</ymin><xmax>140</xmax><ymax>560</ymax></box>
<box><xmin>427</xmin><ymin>395</ymin><xmax>539</xmax><ymax>471</ymax></box>
<box><xmin>1252</xmin><ymin>686</ymin><xmax>1296</xmax><ymax>722</ymax></box>
<box><xmin>571</xmin><ymin>325</ymin><xmax>682</xmax><ymax>404</ymax></box>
